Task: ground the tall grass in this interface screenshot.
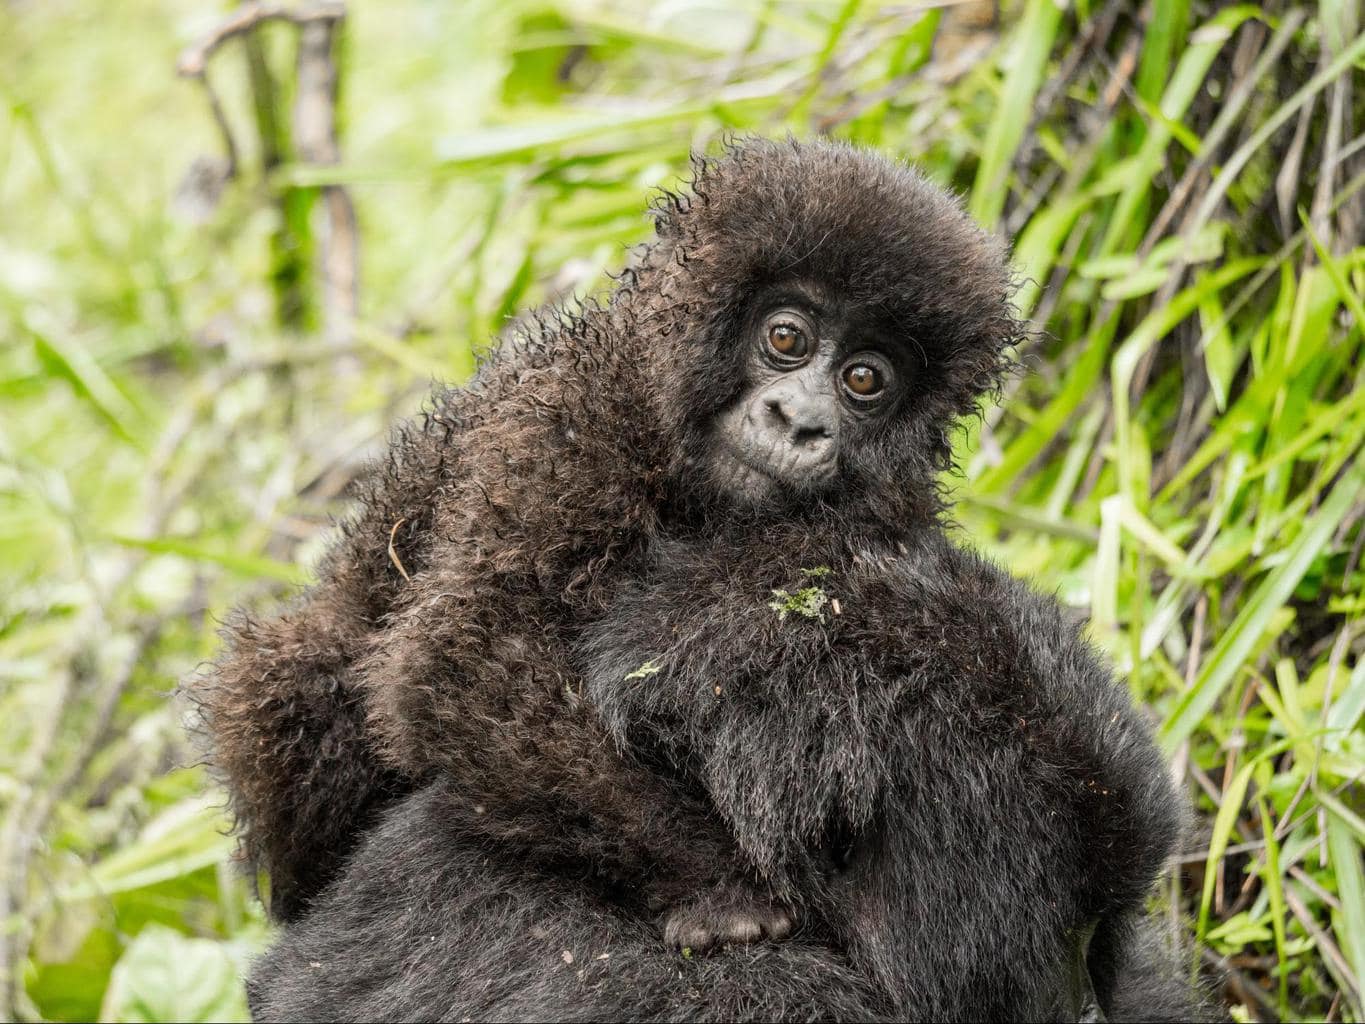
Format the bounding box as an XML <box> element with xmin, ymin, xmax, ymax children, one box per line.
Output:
<box><xmin>0</xmin><ymin>2</ymin><xmax>1360</xmax><ymax>1020</ymax></box>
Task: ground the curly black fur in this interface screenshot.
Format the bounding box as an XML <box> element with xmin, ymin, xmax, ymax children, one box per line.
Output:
<box><xmin>250</xmin><ymin>782</ymin><xmax>1210</xmax><ymax>1023</ymax></box>
<box><xmin>187</xmin><ymin>136</ymin><xmax>1213</xmax><ymax>1019</ymax></box>
<box><xmin>578</xmin><ymin>526</ymin><xmax>1204</xmax><ymax>1018</ymax></box>
<box><xmin>185</xmin><ymin>136</ymin><xmax>1020</xmax><ymax>919</ymax></box>
<box><xmin>249</xmin><ymin>781</ymin><xmax>892</xmax><ymax>1023</ymax></box>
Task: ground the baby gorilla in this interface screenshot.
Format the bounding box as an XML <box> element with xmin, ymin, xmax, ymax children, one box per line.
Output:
<box><xmin>196</xmin><ymin>138</ymin><xmax>1204</xmax><ymax>1019</ymax></box>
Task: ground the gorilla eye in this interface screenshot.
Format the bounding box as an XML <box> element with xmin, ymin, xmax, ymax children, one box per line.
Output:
<box><xmin>767</xmin><ymin>322</ymin><xmax>809</xmax><ymax>360</ymax></box>
<box><xmin>842</xmin><ymin>363</ymin><xmax>883</xmax><ymax>399</ymax></box>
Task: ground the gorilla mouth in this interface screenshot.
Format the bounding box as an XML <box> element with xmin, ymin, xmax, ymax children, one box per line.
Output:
<box><xmin>712</xmin><ymin>440</ymin><xmax>837</xmax><ymax>502</ymax></box>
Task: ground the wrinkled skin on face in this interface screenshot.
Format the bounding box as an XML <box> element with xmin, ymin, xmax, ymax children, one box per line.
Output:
<box><xmin>707</xmin><ymin>283</ymin><xmax>911</xmax><ymax>506</ymax></box>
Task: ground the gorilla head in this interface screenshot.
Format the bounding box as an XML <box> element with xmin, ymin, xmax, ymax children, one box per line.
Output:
<box><xmin>619</xmin><ymin>138</ymin><xmax>1022</xmax><ymax>521</ymax></box>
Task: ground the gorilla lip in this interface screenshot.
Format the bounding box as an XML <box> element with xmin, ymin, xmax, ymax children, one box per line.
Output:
<box><xmin>721</xmin><ymin>440</ymin><xmax>837</xmax><ymax>495</ymax></box>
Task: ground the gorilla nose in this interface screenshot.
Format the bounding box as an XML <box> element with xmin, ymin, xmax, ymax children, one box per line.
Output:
<box><xmin>763</xmin><ymin>393</ymin><xmax>835</xmax><ymax>451</ymax></box>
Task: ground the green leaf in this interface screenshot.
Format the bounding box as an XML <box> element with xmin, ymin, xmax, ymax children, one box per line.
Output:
<box><xmin>1256</xmin><ymin>783</ymin><xmax>1290</xmax><ymax>1018</ymax></box>
<box><xmin>1134</xmin><ymin>0</ymin><xmax>1190</xmax><ymax>105</ymax></box>
<box><xmin>1011</xmin><ymin>193</ymin><xmax>1091</xmax><ymax>316</ymax></box>
<box><xmin>1198</xmin><ymin>294</ymin><xmax>1236</xmax><ymax>411</ymax></box>
<box><xmin>25</xmin><ymin>925</ymin><xmax>122</xmax><ymax>1022</ymax></box>
<box><xmin>624</xmin><ymin>658</ymin><xmax>662</xmax><ymax>680</ymax></box>
<box><xmin>1187</xmin><ymin>29</ymin><xmax>1365</xmax><ymax>232</ymax></box>
<box><xmin>1091</xmin><ymin>496</ymin><xmax>1122</xmax><ymax>633</ymax></box>
<box><xmin>432</xmin><ymin>92</ymin><xmax>775</xmax><ymax>170</ymax></box>
<box><xmin>1112</xmin><ymin>258</ymin><xmax>1261</xmax><ymax>503</ymax></box>
<box><xmin>975</xmin><ymin>313</ymin><xmax>1118</xmax><ymax>492</ymax></box>
<box><xmin>1326</xmin><ymin>657</ymin><xmax>1365</xmax><ymax>748</ymax></box>
<box><xmin>29</xmin><ymin>327</ymin><xmax>143</xmax><ymax>446</ymax></box>
<box><xmin>57</xmin><ymin>797</ymin><xmax>236</xmax><ymax>903</ymax></box>
<box><xmin>107</xmin><ymin>535</ymin><xmax>310</xmax><ymax>586</ymax></box>
<box><xmin>1100</xmin><ymin>266</ymin><xmax>1169</xmax><ymax>301</ymax></box>
<box><xmin>1303</xmin><ymin>215</ymin><xmax>1365</xmax><ymax>333</ymax></box>
<box><xmin>100</xmin><ymin>926</ymin><xmax>249</xmax><ymax>1023</ymax></box>
<box><xmin>1196</xmin><ymin>756</ymin><xmax>1256</xmax><ymax>945</ymax></box>
<box><xmin>1098</xmin><ymin>5</ymin><xmax>1261</xmax><ymax>255</ymax></box>
<box><xmin>1318</xmin><ymin>789</ymin><xmax>1365</xmax><ymax>847</ymax></box>
<box><xmin>769</xmin><ymin>585</ymin><xmax>829</xmax><ymax>623</ymax></box>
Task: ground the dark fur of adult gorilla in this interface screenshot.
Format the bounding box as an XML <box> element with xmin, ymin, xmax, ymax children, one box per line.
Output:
<box><xmin>249</xmin><ymin>782</ymin><xmax>1200</xmax><ymax>1023</ymax></box>
<box><xmin>192</xmin><ymin>137</ymin><xmax>1214</xmax><ymax>1020</ymax></box>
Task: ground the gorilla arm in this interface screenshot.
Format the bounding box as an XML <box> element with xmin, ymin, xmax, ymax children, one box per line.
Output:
<box><xmin>580</xmin><ymin>530</ymin><xmax>1186</xmax><ymax>1019</ymax></box>
<box><xmin>183</xmin><ymin>387</ymin><xmax>474</xmax><ymax>920</ymax></box>
<box><xmin>351</xmin><ymin>537</ymin><xmax>795</xmax><ymax>950</ymax></box>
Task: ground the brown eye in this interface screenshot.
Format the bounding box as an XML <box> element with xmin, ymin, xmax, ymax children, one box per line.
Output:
<box><xmin>843</xmin><ymin>363</ymin><xmax>882</xmax><ymax>398</ymax></box>
<box><xmin>767</xmin><ymin>323</ymin><xmax>808</xmax><ymax>359</ymax></box>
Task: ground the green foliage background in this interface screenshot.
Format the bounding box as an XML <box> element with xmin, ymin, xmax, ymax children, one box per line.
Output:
<box><xmin>1</xmin><ymin>1</ymin><xmax>1362</xmax><ymax>1020</ymax></box>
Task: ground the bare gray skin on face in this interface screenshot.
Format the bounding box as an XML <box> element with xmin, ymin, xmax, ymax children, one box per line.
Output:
<box><xmin>709</xmin><ymin>291</ymin><xmax>901</xmax><ymax>505</ymax></box>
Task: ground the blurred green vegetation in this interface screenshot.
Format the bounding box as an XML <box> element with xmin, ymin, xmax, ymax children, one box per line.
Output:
<box><xmin>1</xmin><ymin>1</ymin><xmax>1362</xmax><ymax>1021</ymax></box>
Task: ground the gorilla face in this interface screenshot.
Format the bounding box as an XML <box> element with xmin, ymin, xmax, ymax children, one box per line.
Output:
<box><xmin>707</xmin><ymin>286</ymin><xmax>908</xmax><ymax>506</ymax></box>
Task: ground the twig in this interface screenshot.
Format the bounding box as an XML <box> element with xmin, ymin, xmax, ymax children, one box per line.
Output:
<box><xmin>1177</xmin><ymin>836</ymin><xmax>1270</xmax><ymax>864</ymax></box>
<box><xmin>1131</xmin><ymin>14</ymin><xmax>1337</xmax><ymax>406</ymax></box>
<box><xmin>176</xmin><ymin>1</ymin><xmax>346</xmax><ymax>77</ymax></box>
<box><xmin>388</xmin><ymin>518</ymin><xmax>412</xmax><ymax>582</ymax></box>
<box><xmin>1029</xmin><ymin>2</ymin><xmax>1121</xmax><ymax>131</ymax></box>
<box><xmin>1276</xmin><ymin>97</ymin><xmax>1316</xmax><ymax>237</ymax></box>
<box><xmin>1285</xmin><ymin>885</ymin><xmax>1361</xmax><ymax>1011</ymax></box>
<box><xmin>1289</xmin><ymin>867</ymin><xmax>1342</xmax><ymax>915</ymax></box>
<box><xmin>187</xmin><ymin>71</ymin><xmax>239</xmax><ymax>178</ymax></box>
<box><xmin>294</xmin><ymin>10</ymin><xmax>360</xmax><ymax>349</ymax></box>
<box><xmin>177</xmin><ymin>1</ymin><xmax>354</xmax><ymax>334</ymax></box>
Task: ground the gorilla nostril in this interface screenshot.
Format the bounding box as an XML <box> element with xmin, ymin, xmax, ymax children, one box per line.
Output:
<box><xmin>757</xmin><ymin>389</ymin><xmax>835</xmax><ymax>454</ymax></box>
<box><xmin>764</xmin><ymin>397</ymin><xmax>791</xmax><ymax>428</ymax></box>
<box><xmin>763</xmin><ymin>397</ymin><xmax>832</xmax><ymax>448</ymax></box>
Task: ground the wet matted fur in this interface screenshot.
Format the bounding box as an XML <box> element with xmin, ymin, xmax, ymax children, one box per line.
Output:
<box><xmin>184</xmin><ymin>137</ymin><xmax>1020</xmax><ymax>918</ymax></box>
<box><xmin>186</xmin><ymin>137</ymin><xmax>1213</xmax><ymax>1019</ymax></box>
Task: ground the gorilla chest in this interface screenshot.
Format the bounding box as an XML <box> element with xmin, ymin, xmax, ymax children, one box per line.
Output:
<box><xmin>579</xmin><ymin>544</ymin><xmax>1041</xmax><ymax>868</ymax></box>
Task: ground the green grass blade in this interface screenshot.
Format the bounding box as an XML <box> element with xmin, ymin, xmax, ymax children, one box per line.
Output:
<box><xmin>1160</xmin><ymin>456</ymin><xmax>1365</xmax><ymax>750</ymax></box>
<box><xmin>1256</xmin><ymin>787</ymin><xmax>1290</xmax><ymax>1018</ymax></box>
<box><xmin>1326</xmin><ymin>812</ymin><xmax>1365</xmax><ymax>1017</ymax></box>
<box><xmin>109</xmin><ymin>534</ymin><xmax>311</xmax><ymax>586</ymax></box>
<box><xmin>1112</xmin><ymin>259</ymin><xmax>1261</xmax><ymax>504</ymax></box>
<box><xmin>1196</xmin><ymin>759</ymin><xmax>1255</xmax><ymax>947</ymax></box>
<box><xmin>26</xmin><ymin>322</ymin><xmax>143</xmax><ymax>447</ymax></box>
<box><xmin>968</xmin><ymin>0</ymin><xmax>1064</xmax><ymax>229</ymax></box>
<box><xmin>1326</xmin><ymin>657</ymin><xmax>1365</xmax><ymax>747</ymax></box>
